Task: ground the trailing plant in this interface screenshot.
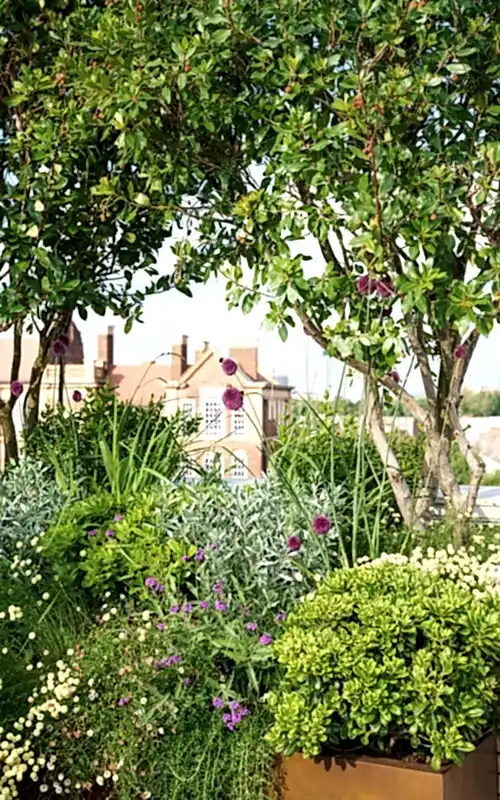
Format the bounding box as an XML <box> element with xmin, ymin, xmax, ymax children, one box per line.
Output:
<box><xmin>267</xmin><ymin>562</ymin><xmax>500</xmax><ymax>769</ymax></box>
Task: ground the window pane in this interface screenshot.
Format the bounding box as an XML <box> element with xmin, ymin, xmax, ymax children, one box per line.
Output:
<box><xmin>204</xmin><ymin>400</ymin><xmax>222</xmax><ymax>437</ymax></box>
<box><xmin>232</xmin><ymin>411</ymin><xmax>245</xmax><ymax>437</ymax></box>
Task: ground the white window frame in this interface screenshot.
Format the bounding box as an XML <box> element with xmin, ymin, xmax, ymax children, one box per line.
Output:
<box><xmin>232</xmin><ymin>450</ymin><xmax>248</xmax><ymax>479</ymax></box>
<box><xmin>231</xmin><ymin>410</ymin><xmax>246</xmax><ymax>437</ymax></box>
<box><xmin>180</xmin><ymin>399</ymin><xmax>196</xmax><ymax>418</ymax></box>
<box><xmin>203</xmin><ymin>399</ymin><xmax>223</xmax><ymax>438</ymax></box>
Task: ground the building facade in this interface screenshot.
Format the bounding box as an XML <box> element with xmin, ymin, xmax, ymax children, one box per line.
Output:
<box><xmin>0</xmin><ymin>327</ymin><xmax>292</xmax><ymax>476</ymax></box>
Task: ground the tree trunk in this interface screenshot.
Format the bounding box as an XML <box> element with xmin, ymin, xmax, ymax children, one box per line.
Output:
<box><xmin>0</xmin><ymin>405</ymin><xmax>19</xmax><ymax>464</ymax></box>
<box><xmin>366</xmin><ymin>383</ymin><xmax>425</xmax><ymax>531</ymax></box>
<box><xmin>24</xmin><ymin>345</ymin><xmax>50</xmax><ymax>437</ymax></box>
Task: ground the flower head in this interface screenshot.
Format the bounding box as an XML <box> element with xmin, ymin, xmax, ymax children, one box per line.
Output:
<box><xmin>156</xmin><ymin>623</ymin><xmax>166</xmax><ymax>631</ymax></box>
<box><xmin>183</xmin><ymin>603</ymin><xmax>193</xmax><ymax>614</ymax></box>
<box><xmin>114</xmin><ymin>514</ymin><xmax>123</xmax><ymax>523</ymax></box>
<box><xmin>169</xmin><ymin>605</ymin><xmax>180</xmax><ymax>615</ymax></box>
<box><xmin>259</xmin><ymin>634</ymin><xmax>273</xmax><ymax>646</ymax></box>
<box><xmin>51</xmin><ymin>339</ymin><xmax>67</xmax><ymax>357</ymax></box>
<box><xmin>276</xmin><ymin>612</ymin><xmax>286</xmax><ymax>623</ymax></box>
<box><xmin>212</xmin><ymin>697</ymin><xmax>224</xmax><ymax>709</ymax></box>
<box><xmin>454</xmin><ymin>344</ymin><xmax>468</xmax><ymax>360</ymax></box>
<box><xmin>212</xmin><ymin>581</ymin><xmax>224</xmax><ymax>595</ymax></box>
<box><xmin>154</xmin><ymin>583</ymin><xmax>165</xmax><ymax>594</ymax></box>
<box><xmin>210</xmin><ymin>543</ymin><xmax>220</xmax><ymax>552</ymax></box>
<box><xmin>144</xmin><ymin>577</ymin><xmax>157</xmax><ymax>589</ymax></box>
<box><xmin>87</xmin><ymin>529</ymin><xmax>98</xmax><ymax>538</ymax></box>
<box><xmin>390</xmin><ymin>370</ymin><xmax>401</xmax><ymax>383</ymax></box>
<box><xmin>287</xmin><ymin>535</ymin><xmax>302</xmax><ymax>553</ymax></box>
<box><xmin>105</xmin><ymin>529</ymin><xmax>116</xmax><ymax>538</ymax></box>
<box><xmin>181</xmin><ymin>555</ymin><xmax>190</xmax><ymax>563</ymax></box>
<box><xmin>246</xmin><ymin>622</ymin><xmax>257</xmax><ymax>632</ymax></box>
<box><xmin>195</xmin><ymin>549</ymin><xmax>205</xmax><ymax>562</ymax></box>
<box><xmin>356</xmin><ymin>275</ymin><xmax>375</xmax><ymax>296</ymax></box>
<box><xmin>375</xmin><ymin>278</ymin><xmax>395</xmax><ymax>298</ymax></box>
<box><xmin>10</xmin><ymin>381</ymin><xmax>23</xmax><ymax>398</ymax></box>
<box><xmin>219</xmin><ymin>357</ymin><xmax>238</xmax><ymax>376</ymax></box>
<box><xmin>199</xmin><ymin>600</ymin><xmax>209</xmax><ymax>610</ymax></box>
<box><xmin>312</xmin><ymin>515</ymin><xmax>332</xmax><ymax>535</ymax></box>
<box><xmin>215</xmin><ymin>600</ymin><xmax>228</xmax><ymax>612</ymax></box>
<box><xmin>222</xmin><ymin>386</ymin><xmax>244</xmax><ymax>411</ymax></box>
<box><xmin>117</xmin><ymin>696</ymin><xmax>131</xmax><ymax>706</ymax></box>
<box><xmin>72</xmin><ymin>390</ymin><xmax>83</xmax><ymax>403</ymax></box>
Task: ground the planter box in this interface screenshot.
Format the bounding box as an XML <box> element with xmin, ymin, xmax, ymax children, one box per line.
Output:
<box><xmin>281</xmin><ymin>734</ymin><xmax>497</xmax><ymax>800</ymax></box>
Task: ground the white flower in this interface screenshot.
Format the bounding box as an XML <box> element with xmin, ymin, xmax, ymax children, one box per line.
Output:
<box><xmin>28</xmin><ymin>632</ymin><xmax>36</xmax><ymax>640</ymax></box>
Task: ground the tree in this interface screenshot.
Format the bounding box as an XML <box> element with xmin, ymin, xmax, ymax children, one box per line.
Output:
<box><xmin>0</xmin><ymin>0</ymin><xmax>180</xmax><ymax>460</ymax></box>
<box><xmin>52</xmin><ymin>0</ymin><xmax>500</xmax><ymax>531</ymax></box>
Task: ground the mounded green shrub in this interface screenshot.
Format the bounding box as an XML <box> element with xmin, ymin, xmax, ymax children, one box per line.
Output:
<box><xmin>267</xmin><ymin>562</ymin><xmax>500</xmax><ymax>768</ymax></box>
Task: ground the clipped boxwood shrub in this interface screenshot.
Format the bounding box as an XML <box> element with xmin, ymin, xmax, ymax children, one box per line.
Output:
<box><xmin>267</xmin><ymin>563</ymin><xmax>500</xmax><ymax>769</ymax></box>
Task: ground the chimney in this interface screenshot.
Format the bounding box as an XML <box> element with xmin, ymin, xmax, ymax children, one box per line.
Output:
<box><xmin>171</xmin><ymin>335</ymin><xmax>189</xmax><ymax>381</ymax></box>
<box><xmin>97</xmin><ymin>326</ymin><xmax>114</xmax><ymax>370</ymax></box>
<box><xmin>229</xmin><ymin>347</ymin><xmax>259</xmax><ymax>380</ymax></box>
<box><xmin>195</xmin><ymin>340</ymin><xmax>210</xmax><ymax>364</ymax></box>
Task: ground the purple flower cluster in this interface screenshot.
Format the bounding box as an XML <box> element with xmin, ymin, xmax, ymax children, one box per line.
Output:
<box><xmin>215</xmin><ymin>600</ymin><xmax>228</xmax><ymax>613</ymax></box>
<box><xmin>219</xmin><ymin>357</ymin><xmax>238</xmax><ymax>376</ymax></box>
<box><xmin>312</xmin><ymin>515</ymin><xmax>331</xmax><ymax>535</ymax></box>
<box><xmin>246</xmin><ymin>622</ymin><xmax>257</xmax><ymax>632</ymax></box>
<box><xmin>145</xmin><ymin>577</ymin><xmax>165</xmax><ymax>593</ymax></box>
<box><xmin>259</xmin><ymin>634</ymin><xmax>273</xmax><ymax>646</ymax></box>
<box><xmin>154</xmin><ymin>653</ymin><xmax>181</xmax><ymax>670</ymax></box>
<box><xmin>356</xmin><ymin>275</ymin><xmax>395</xmax><ymax>298</ymax></box>
<box><xmin>117</xmin><ymin>696</ymin><xmax>131</xmax><ymax>706</ymax></box>
<box><xmin>222</xmin><ymin>701</ymin><xmax>249</xmax><ymax>732</ymax></box>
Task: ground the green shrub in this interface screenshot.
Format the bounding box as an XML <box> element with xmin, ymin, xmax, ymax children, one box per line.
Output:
<box><xmin>25</xmin><ymin>386</ymin><xmax>199</xmax><ymax>497</ymax></box>
<box><xmin>267</xmin><ymin>562</ymin><xmax>500</xmax><ymax>769</ymax></box>
<box><xmin>42</xmin><ymin>489</ymin><xmax>193</xmax><ymax>600</ymax></box>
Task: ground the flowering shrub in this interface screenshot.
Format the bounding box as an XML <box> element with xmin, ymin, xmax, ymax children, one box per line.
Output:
<box><xmin>42</xmin><ymin>489</ymin><xmax>192</xmax><ymax>600</ymax></box>
<box><xmin>267</xmin><ymin>562</ymin><xmax>500</xmax><ymax>769</ymax></box>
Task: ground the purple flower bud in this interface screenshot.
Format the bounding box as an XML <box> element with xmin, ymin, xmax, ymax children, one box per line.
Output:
<box><xmin>145</xmin><ymin>577</ymin><xmax>157</xmax><ymax>589</ymax></box>
<box><xmin>212</xmin><ymin>581</ymin><xmax>224</xmax><ymax>595</ymax></box>
<box><xmin>169</xmin><ymin>605</ymin><xmax>180</xmax><ymax>615</ymax></box>
<box><xmin>117</xmin><ymin>696</ymin><xmax>131</xmax><ymax>706</ymax></box>
<box><xmin>87</xmin><ymin>529</ymin><xmax>98</xmax><ymax>537</ymax></box>
<box><xmin>212</xmin><ymin>697</ymin><xmax>224</xmax><ymax>709</ymax></box>
<box><xmin>105</xmin><ymin>529</ymin><xmax>116</xmax><ymax>538</ymax></box>
<box><xmin>215</xmin><ymin>600</ymin><xmax>228</xmax><ymax>613</ymax></box>
<box><xmin>183</xmin><ymin>603</ymin><xmax>193</xmax><ymax>614</ymax></box>
<box><xmin>356</xmin><ymin>275</ymin><xmax>375</xmax><ymax>296</ymax></box>
<box><xmin>312</xmin><ymin>515</ymin><xmax>331</xmax><ymax>535</ymax></box>
<box><xmin>246</xmin><ymin>622</ymin><xmax>257</xmax><ymax>632</ymax></box>
<box><xmin>155</xmin><ymin>584</ymin><xmax>165</xmax><ymax>594</ymax></box>
<box><xmin>219</xmin><ymin>357</ymin><xmax>238</xmax><ymax>376</ymax></box>
<box><xmin>276</xmin><ymin>612</ymin><xmax>286</xmax><ymax>623</ymax></box>
<box><xmin>10</xmin><ymin>381</ymin><xmax>23</xmax><ymax>398</ymax></box>
<box><xmin>156</xmin><ymin>623</ymin><xmax>166</xmax><ymax>631</ymax></box>
<box><xmin>222</xmin><ymin>386</ymin><xmax>244</xmax><ymax>411</ymax></box>
<box><xmin>114</xmin><ymin>514</ymin><xmax>123</xmax><ymax>522</ymax></box>
<box><xmin>181</xmin><ymin>555</ymin><xmax>190</xmax><ymax>563</ymax></box>
<box><xmin>287</xmin><ymin>535</ymin><xmax>302</xmax><ymax>553</ymax></box>
<box><xmin>259</xmin><ymin>634</ymin><xmax>273</xmax><ymax>646</ymax></box>
<box><xmin>72</xmin><ymin>390</ymin><xmax>83</xmax><ymax>403</ymax></box>
<box><xmin>195</xmin><ymin>549</ymin><xmax>205</xmax><ymax>562</ymax></box>
<box><xmin>51</xmin><ymin>339</ymin><xmax>67</xmax><ymax>357</ymax></box>
<box><xmin>199</xmin><ymin>601</ymin><xmax>209</xmax><ymax>610</ymax></box>
<box><xmin>454</xmin><ymin>344</ymin><xmax>468</xmax><ymax>360</ymax></box>
<box><xmin>210</xmin><ymin>543</ymin><xmax>220</xmax><ymax>552</ymax></box>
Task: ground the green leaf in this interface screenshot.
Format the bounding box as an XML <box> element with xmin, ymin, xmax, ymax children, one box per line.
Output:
<box><xmin>34</xmin><ymin>200</ymin><xmax>45</xmax><ymax>212</ymax></box>
<box><xmin>211</xmin><ymin>29</ymin><xmax>231</xmax><ymax>45</ymax></box>
<box><xmin>133</xmin><ymin>193</ymin><xmax>151</xmax><ymax>207</ymax></box>
<box><xmin>26</xmin><ymin>224</ymin><xmax>40</xmax><ymax>238</ymax></box>
<box><xmin>278</xmin><ymin>324</ymin><xmax>288</xmax><ymax>342</ymax></box>
<box><xmin>446</xmin><ymin>63</ymin><xmax>471</xmax><ymax>75</ymax></box>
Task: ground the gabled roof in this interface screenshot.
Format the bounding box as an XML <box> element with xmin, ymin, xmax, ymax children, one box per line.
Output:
<box><xmin>165</xmin><ymin>346</ymin><xmax>270</xmax><ymax>389</ymax></box>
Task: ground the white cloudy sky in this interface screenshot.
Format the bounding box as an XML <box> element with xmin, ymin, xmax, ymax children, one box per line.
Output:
<box><xmin>75</xmin><ymin>241</ymin><xmax>500</xmax><ymax>399</ymax></box>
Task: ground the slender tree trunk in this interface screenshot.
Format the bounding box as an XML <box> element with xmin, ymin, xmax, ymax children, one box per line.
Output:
<box><xmin>366</xmin><ymin>383</ymin><xmax>425</xmax><ymax>531</ymax></box>
<box><xmin>0</xmin><ymin>405</ymin><xmax>18</xmax><ymax>464</ymax></box>
<box><xmin>58</xmin><ymin>357</ymin><xmax>65</xmax><ymax>405</ymax></box>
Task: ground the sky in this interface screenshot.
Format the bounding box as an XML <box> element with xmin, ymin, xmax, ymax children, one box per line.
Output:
<box><xmin>74</xmin><ymin>242</ymin><xmax>500</xmax><ymax>400</ymax></box>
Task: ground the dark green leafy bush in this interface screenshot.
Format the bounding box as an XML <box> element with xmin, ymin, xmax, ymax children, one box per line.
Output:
<box><xmin>267</xmin><ymin>563</ymin><xmax>500</xmax><ymax>769</ymax></box>
<box><xmin>25</xmin><ymin>386</ymin><xmax>199</xmax><ymax>496</ymax></box>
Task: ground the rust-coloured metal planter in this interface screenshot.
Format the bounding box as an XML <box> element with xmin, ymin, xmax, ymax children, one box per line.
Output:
<box><xmin>281</xmin><ymin>734</ymin><xmax>497</xmax><ymax>800</ymax></box>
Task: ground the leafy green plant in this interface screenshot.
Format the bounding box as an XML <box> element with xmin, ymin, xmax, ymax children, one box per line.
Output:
<box><xmin>26</xmin><ymin>387</ymin><xmax>199</xmax><ymax>497</ymax></box>
<box><xmin>42</xmin><ymin>489</ymin><xmax>192</xmax><ymax>601</ymax></box>
<box><xmin>267</xmin><ymin>562</ymin><xmax>500</xmax><ymax>769</ymax></box>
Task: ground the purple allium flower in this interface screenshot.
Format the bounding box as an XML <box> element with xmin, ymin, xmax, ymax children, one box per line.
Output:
<box><xmin>276</xmin><ymin>612</ymin><xmax>286</xmax><ymax>623</ymax></box>
<box><xmin>246</xmin><ymin>622</ymin><xmax>257</xmax><ymax>632</ymax></box>
<box><xmin>155</xmin><ymin>583</ymin><xmax>165</xmax><ymax>594</ymax></box>
<box><xmin>181</xmin><ymin>555</ymin><xmax>190</xmax><ymax>563</ymax></box>
<box><xmin>199</xmin><ymin>601</ymin><xmax>209</xmax><ymax>610</ymax></box>
<box><xmin>183</xmin><ymin>603</ymin><xmax>193</xmax><ymax>614</ymax></box>
<box><xmin>375</xmin><ymin>278</ymin><xmax>395</xmax><ymax>298</ymax></box>
<box><xmin>454</xmin><ymin>343</ymin><xmax>468</xmax><ymax>360</ymax></box>
<box><xmin>390</xmin><ymin>370</ymin><xmax>401</xmax><ymax>383</ymax></box>
<box><xmin>156</xmin><ymin>623</ymin><xmax>166</xmax><ymax>631</ymax></box>
<box><xmin>10</xmin><ymin>381</ymin><xmax>23</xmax><ymax>398</ymax></box>
<box><xmin>312</xmin><ymin>515</ymin><xmax>332</xmax><ymax>535</ymax></box>
<box><xmin>210</xmin><ymin>543</ymin><xmax>220</xmax><ymax>552</ymax></box>
<box><xmin>215</xmin><ymin>600</ymin><xmax>228</xmax><ymax>612</ymax></box>
<box><xmin>212</xmin><ymin>581</ymin><xmax>224</xmax><ymax>595</ymax></box>
<box><xmin>87</xmin><ymin>529</ymin><xmax>98</xmax><ymax>537</ymax></box>
<box><xmin>51</xmin><ymin>339</ymin><xmax>67</xmax><ymax>357</ymax></box>
<box><xmin>145</xmin><ymin>577</ymin><xmax>157</xmax><ymax>589</ymax></box>
<box><xmin>212</xmin><ymin>697</ymin><xmax>224</xmax><ymax>709</ymax></box>
<box><xmin>72</xmin><ymin>390</ymin><xmax>83</xmax><ymax>403</ymax></box>
<box><xmin>222</xmin><ymin>386</ymin><xmax>244</xmax><ymax>411</ymax></box>
<box><xmin>169</xmin><ymin>605</ymin><xmax>180</xmax><ymax>615</ymax></box>
<box><xmin>195</xmin><ymin>549</ymin><xmax>205</xmax><ymax>562</ymax></box>
<box><xmin>105</xmin><ymin>529</ymin><xmax>116</xmax><ymax>538</ymax></box>
<box><xmin>117</xmin><ymin>696</ymin><xmax>131</xmax><ymax>706</ymax></box>
<box><xmin>356</xmin><ymin>275</ymin><xmax>375</xmax><ymax>296</ymax></box>
<box><xmin>259</xmin><ymin>634</ymin><xmax>273</xmax><ymax>646</ymax></box>
<box><xmin>114</xmin><ymin>514</ymin><xmax>123</xmax><ymax>522</ymax></box>
<box><xmin>287</xmin><ymin>535</ymin><xmax>302</xmax><ymax>553</ymax></box>
<box><xmin>219</xmin><ymin>357</ymin><xmax>238</xmax><ymax>376</ymax></box>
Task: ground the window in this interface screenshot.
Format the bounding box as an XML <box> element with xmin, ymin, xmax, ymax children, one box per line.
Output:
<box><xmin>180</xmin><ymin>399</ymin><xmax>196</xmax><ymax>418</ymax></box>
<box><xmin>232</xmin><ymin>410</ymin><xmax>245</xmax><ymax>437</ymax></box>
<box><xmin>232</xmin><ymin>450</ymin><xmax>248</xmax><ymax>479</ymax></box>
<box><xmin>203</xmin><ymin>400</ymin><xmax>223</xmax><ymax>438</ymax></box>
<box><xmin>203</xmin><ymin>451</ymin><xmax>224</xmax><ymax>475</ymax></box>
